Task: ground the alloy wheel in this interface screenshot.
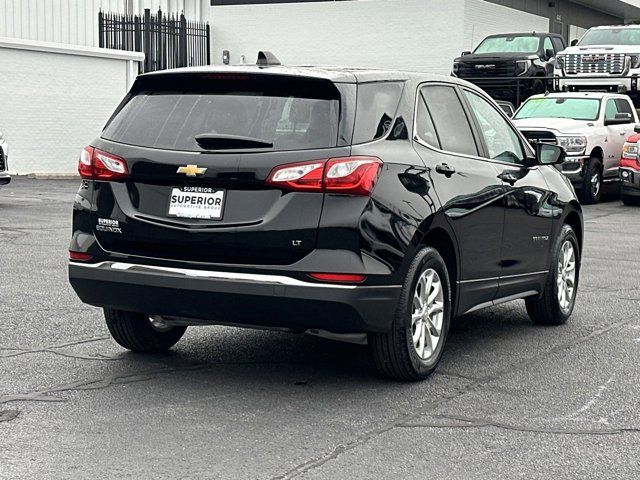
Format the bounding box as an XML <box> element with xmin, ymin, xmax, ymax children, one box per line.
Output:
<box><xmin>591</xmin><ymin>172</ymin><xmax>601</xmax><ymax>198</ymax></box>
<box><xmin>411</xmin><ymin>268</ymin><xmax>444</xmax><ymax>360</ymax></box>
<box><xmin>557</xmin><ymin>240</ymin><xmax>576</xmax><ymax>311</ymax></box>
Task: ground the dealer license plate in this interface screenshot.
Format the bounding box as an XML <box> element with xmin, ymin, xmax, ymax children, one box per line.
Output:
<box><xmin>167</xmin><ymin>186</ymin><xmax>225</xmax><ymax>220</ymax></box>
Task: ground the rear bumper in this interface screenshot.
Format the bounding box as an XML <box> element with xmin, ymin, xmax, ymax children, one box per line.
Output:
<box><xmin>0</xmin><ymin>173</ymin><xmax>10</xmax><ymax>185</ymax></box>
<box><xmin>69</xmin><ymin>261</ymin><xmax>401</xmax><ymax>333</ymax></box>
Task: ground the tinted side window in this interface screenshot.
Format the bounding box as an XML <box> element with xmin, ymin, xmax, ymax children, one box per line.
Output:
<box><xmin>615</xmin><ymin>98</ymin><xmax>634</xmax><ymax>117</ymax></box>
<box><xmin>552</xmin><ymin>37</ymin><xmax>565</xmax><ymax>52</ymax></box>
<box><xmin>463</xmin><ymin>90</ymin><xmax>524</xmax><ymax>164</ymax></box>
<box><xmin>420</xmin><ymin>85</ymin><xmax>479</xmax><ymax>157</ymax></box>
<box><xmin>353</xmin><ymin>82</ymin><xmax>404</xmax><ymax>144</ymax></box>
<box><xmin>415</xmin><ymin>94</ymin><xmax>441</xmax><ymax>149</ymax></box>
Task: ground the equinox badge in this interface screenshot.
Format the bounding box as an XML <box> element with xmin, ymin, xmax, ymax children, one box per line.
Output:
<box><xmin>177</xmin><ymin>165</ymin><xmax>207</xmax><ymax>177</ymax></box>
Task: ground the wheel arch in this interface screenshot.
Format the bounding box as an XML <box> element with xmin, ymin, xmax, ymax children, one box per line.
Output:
<box><xmin>561</xmin><ymin>204</ymin><xmax>583</xmax><ymax>252</ymax></box>
<box><xmin>589</xmin><ymin>146</ymin><xmax>604</xmax><ymax>162</ymax></box>
<box><xmin>419</xmin><ymin>226</ymin><xmax>460</xmax><ymax>315</ymax></box>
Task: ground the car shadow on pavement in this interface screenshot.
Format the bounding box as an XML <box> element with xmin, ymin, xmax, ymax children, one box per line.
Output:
<box><xmin>109</xmin><ymin>302</ymin><xmax>539</xmax><ymax>386</ymax></box>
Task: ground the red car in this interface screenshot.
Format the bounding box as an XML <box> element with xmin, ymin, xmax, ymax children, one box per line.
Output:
<box><xmin>620</xmin><ymin>130</ymin><xmax>640</xmax><ymax>205</ymax></box>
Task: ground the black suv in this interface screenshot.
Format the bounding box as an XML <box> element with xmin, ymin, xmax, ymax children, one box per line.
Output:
<box><xmin>453</xmin><ymin>32</ymin><xmax>567</xmax><ymax>104</ymax></box>
<box><xmin>69</xmin><ymin>61</ymin><xmax>583</xmax><ymax>381</ymax></box>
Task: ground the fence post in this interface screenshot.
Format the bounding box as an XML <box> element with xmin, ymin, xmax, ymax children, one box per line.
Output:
<box><xmin>179</xmin><ymin>13</ymin><xmax>188</xmax><ymax>67</ymax></box>
<box><xmin>98</xmin><ymin>10</ymin><xmax>104</xmax><ymax>48</ymax></box>
<box><xmin>143</xmin><ymin>9</ymin><xmax>151</xmax><ymax>73</ymax></box>
<box><xmin>206</xmin><ymin>23</ymin><xmax>211</xmax><ymax>65</ymax></box>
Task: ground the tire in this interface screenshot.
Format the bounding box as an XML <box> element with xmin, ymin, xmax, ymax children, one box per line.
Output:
<box><xmin>369</xmin><ymin>247</ymin><xmax>451</xmax><ymax>381</ymax></box>
<box><xmin>622</xmin><ymin>194</ymin><xmax>640</xmax><ymax>206</ymax></box>
<box><xmin>525</xmin><ymin>224</ymin><xmax>580</xmax><ymax>326</ymax></box>
<box><xmin>578</xmin><ymin>158</ymin><xmax>602</xmax><ymax>204</ymax></box>
<box><xmin>532</xmin><ymin>78</ymin><xmax>545</xmax><ymax>95</ymax></box>
<box><xmin>104</xmin><ymin>308</ymin><xmax>187</xmax><ymax>352</ymax></box>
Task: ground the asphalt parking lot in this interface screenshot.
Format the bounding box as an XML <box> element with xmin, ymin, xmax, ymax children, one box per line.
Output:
<box><xmin>1</xmin><ymin>177</ymin><xmax>639</xmax><ymax>479</ymax></box>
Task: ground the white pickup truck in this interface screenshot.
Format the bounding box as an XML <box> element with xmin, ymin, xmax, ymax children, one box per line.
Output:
<box><xmin>512</xmin><ymin>92</ymin><xmax>638</xmax><ymax>204</ymax></box>
<box><xmin>554</xmin><ymin>25</ymin><xmax>640</xmax><ymax>106</ymax></box>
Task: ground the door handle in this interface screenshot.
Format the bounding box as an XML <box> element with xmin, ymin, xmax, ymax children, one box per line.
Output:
<box><xmin>435</xmin><ymin>163</ymin><xmax>456</xmax><ymax>178</ymax></box>
<box><xmin>498</xmin><ymin>171</ymin><xmax>519</xmax><ymax>185</ymax></box>
<box><xmin>620</xmin><ymin>132</ymin><xmax>627</xmax><ymax>136</ymax></box>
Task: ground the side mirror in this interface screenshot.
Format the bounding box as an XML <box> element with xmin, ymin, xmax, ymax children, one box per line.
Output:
<box><xmin>536</xmin><ymin>143</ymin><xmax>566</xmax><ymax>165</ymax></box>
<box><xmin>461</xmin><ymin>51</ymin><xmax>471</xmax><ymax>56</ymax></box>
<box><xmin>634</xmin><ymin>123</ymin><xmax>640</xmax><ymax>134</ymax></box>
<box><xmin>570</xmin><ymin>39</ymin><xmax>578</xmax><ymax>47</ymax></box>
<box><xmin>604</xmin><ymin>113</ymin><xmax>633</xmax><ymax>126</ymax></box>
<box><xmin>545</xmin><ymin>49</ymin><xmax>555</xmax><ymax>60</ymax></box>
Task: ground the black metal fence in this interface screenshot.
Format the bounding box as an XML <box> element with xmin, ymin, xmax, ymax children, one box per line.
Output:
<box><xmin>460</xmin><ymin>75</ymin><xmax>639</xmax><ymax>109</ymax></box>
<box><xmin>98</xmin><ymin>8</ymin><xmax>210</xmax><ymax>73</ymax></box>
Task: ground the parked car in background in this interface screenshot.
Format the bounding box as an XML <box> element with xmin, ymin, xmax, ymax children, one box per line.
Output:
<box><xmin>68</xmin><ymin>62</ymin><xmax>582</xmax><ymax>381</ymax></box>
<box><xmin>620</xmin><ymin>128</ymin><xmax>640</xmax><ymax>205</ymax></box>
<box><xmin>512</xmin><ymin>92</ymin><xmax>638</xmax><ymax>204</ymax></box>
<box><xmin>496</xmin><ymin>100</ymin><xmax>516</xmax><ymax>117</ymax></box>
<box><xmin>555</xmin><ymin>25</ymin><xmax>640</xmax><ymax>106</ymax></box>
<box><xmin>453</xmin><ymin>32</ymin><xmax>566</xmax><ymax>105</ymax></box>
<box><xmin>0</xmin><ymin>130</ymin><xmax>9</xmax><ymax>186</ymax></box>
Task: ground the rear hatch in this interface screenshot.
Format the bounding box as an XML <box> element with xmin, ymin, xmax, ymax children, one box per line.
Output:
<box><xmin>92</xmin><ymin>72</ymin><xmax>354</xmax><ymax>265</ymax></box>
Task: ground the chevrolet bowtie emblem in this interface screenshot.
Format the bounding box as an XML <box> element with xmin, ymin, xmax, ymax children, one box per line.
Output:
<box><xmin>177</xmin><ymin>165</ymin><xmax>207</xmax><ymax>177</ymax></box>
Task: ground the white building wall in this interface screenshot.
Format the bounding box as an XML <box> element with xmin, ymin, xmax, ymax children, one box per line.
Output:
<box><xmin>0</xmin><ymin>0</ymin><xmax>208</xmax><ymax>47</ymax></box>
<box><xmin>0</xmin><ymin>38</ymin><xmax>143</xmax><ymax>175</ymax></box>
<box><xmin>209</xmin><ymin>0</ymin><xmax>549</xmax><ymax>75</ymax></box>
<box><xmin>462</xmin><ymin>0</ymin><xmax>549</xmax><ymax>52</ymax></box>
<box><xmin>210</xmin><ymin>0</ymin><xmax>467</xmax><ymax>75</ymax></box>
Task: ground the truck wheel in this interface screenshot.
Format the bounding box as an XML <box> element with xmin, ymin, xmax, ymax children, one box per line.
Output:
<box><xmin>525</xmin><ymin>224</ymin><xmax>579</xmax><ymax>326</ymax></box>
<box><xmin>532</xmin><ymin>79</ymin><xmax>545</xmax><ymax>95</ymax></box>
<box><xmin>578</xmin><ymin>158</ymin><xmax>602</xmax><ymax>204</ymax></box>
<box><xmin>104</xmin><ymin>308</ymin><xmax>187</xmax><ymax>352</ymax></box>
<box><xmin>369</xmin><ymin>247</ymin><xmax>451</xmax><ymax>381</ymax></box>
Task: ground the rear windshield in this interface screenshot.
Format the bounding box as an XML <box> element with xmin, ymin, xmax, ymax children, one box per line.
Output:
<box><xmin>102</xmin><ymin>74</ymin><xmax>342</xmax><ymax>152</ymax></box>
<box><xmin>514</xmin><ymin>97</ymin><xmax>601</xmax><ymax>121</ymax></box>
<box><xmin>474</xmin><ymin>36</ymin><xmax>540</xmax><ymax>54</ymax></box>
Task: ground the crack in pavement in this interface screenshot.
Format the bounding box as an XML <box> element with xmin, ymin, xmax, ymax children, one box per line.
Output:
<box><xmin>0</xmin><ymin>336</ymin><xmax>111</xmax><ymax>360</ymax></box>
<box><xmin>398</xmin><ymin>414</ymin><xmax>640</xmax><ymax>436</ymax></box>
<box><xmin>269</xmin><ymin>315</ymin><xmax>638</xmax><ymax>480</ymax></box>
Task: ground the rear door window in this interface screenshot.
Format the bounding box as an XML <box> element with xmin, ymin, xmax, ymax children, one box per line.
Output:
<box><xmin>102</xmin><ymin>74</ymin><xmax>342</xmax><ymax>152</ymax></box>
<box><xmin>419</xmin><ymin>85</ymin><xmax>479</xmax><ymax>157</ymax></box>
<box><xmin>352</xmin><ymin>82</ymin><xmax>404</xmax><ymax>144</ymax></box>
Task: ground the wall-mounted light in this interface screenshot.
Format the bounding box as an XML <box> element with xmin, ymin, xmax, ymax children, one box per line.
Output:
<box><xmin>222</xmin><ymin>50</ymin><xmax>230</xmax><ymax>65</ymax></box>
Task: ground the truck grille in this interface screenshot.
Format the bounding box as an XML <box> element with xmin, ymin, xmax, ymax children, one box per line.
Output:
<box><xmin>564</xmin><ymin>53</ymin><xmax>626</xmax><ymax>75</ymax></box>
<box><xmin>0</xmin><ymin>148</ymin><xmax>5</xmax><ymax>171</ymax></box>
<box><xmin>520</xmin><ymin>130</ymin><xmax>557</xmax><ymax>146</ymax></box>
<box><xmin>458</xmin><ymin>61</ymin><xmax>517</xmax><ymax>78</ymax></box>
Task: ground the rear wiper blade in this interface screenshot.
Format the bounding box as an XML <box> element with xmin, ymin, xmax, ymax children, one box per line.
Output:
<box><xmin>194</xmin><ymin>133</ymin><xmax>273</xmax><ymax>150</ymax></box>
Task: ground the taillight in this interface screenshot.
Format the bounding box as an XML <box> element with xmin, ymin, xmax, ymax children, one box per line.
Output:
<box><xmin>78</xmin><ymin>146</ymin><xmax>128</xmax><ymax>181</ymax></box>
<box><xmin>69</xmin><ymin>251</ymin><xmax>93</xmax><ymax>261</ymax></box>
<box><xmin>266</xmin><ymin>161</ymin><xmax>324</xmax><ymax>191</ymax></box>
<box><xmin>308</xmin><ymin>273</ymin><xmax>366</xmax><ymax>284</ymax></box>
<box><xmin>266</xmin><ymin>156</ymin><xmax>382</xmax><ymax>196</ymax></box>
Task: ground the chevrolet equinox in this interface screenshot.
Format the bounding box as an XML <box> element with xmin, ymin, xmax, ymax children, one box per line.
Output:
<box><xmin>69</xmin><ymin>59</ymin><xmax>583</xmax><ymax>381</ymax></box>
